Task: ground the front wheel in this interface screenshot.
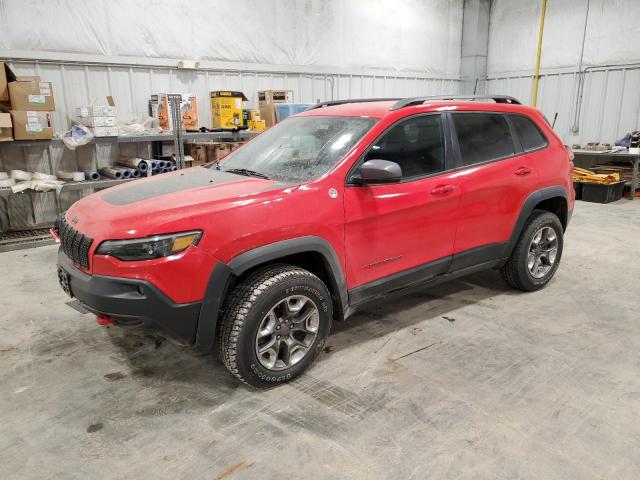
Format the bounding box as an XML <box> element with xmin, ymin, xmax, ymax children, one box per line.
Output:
<box><xmin>217</xmin><ymin>265</ymin><xmax>332</xmax><ymax>388</ymax></box>
<box><xmin>501</xmin><ymin>210</ymin><xmax>564</xmax><ymax>291</ymax></box>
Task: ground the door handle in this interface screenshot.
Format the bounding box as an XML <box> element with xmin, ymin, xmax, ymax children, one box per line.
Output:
<box><xmin>515</xmin><ymin>166</ymin><xmax>532</xmax><ymax>176</ymax></box>
<box><xmin>431</xmin><ymin>184</ymin><xmax>456</xmax><ymax>195</ymax></box>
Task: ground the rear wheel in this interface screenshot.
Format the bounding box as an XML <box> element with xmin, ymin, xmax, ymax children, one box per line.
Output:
<box><xmin>501</xmin><ymin>210</ymin><xmax>564</xmax><ymax>291</ymax></box>
<box><xmin>217</xmin><ymin>265</ymin><xmax>332</xmax><ymax>388</ymax></box>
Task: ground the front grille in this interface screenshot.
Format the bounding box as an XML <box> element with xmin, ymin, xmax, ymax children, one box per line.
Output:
<box><xmin>54</xmin><ymin>214</ymin><xmax>93</xmax><ymax>270</ymax></box>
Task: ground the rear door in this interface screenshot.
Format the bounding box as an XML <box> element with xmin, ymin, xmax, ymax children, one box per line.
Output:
<box><xmin>344</xmin><ymin>113</ymin><xmax>461</xmax><ymax>290</ymax></box>
<box><xmin>449</xmin><ymin>112</ymin><xmax>540</xmax><ymax>270</ymax></box>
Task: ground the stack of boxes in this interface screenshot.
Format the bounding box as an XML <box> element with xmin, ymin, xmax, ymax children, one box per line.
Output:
<box><xmin>75</xmin><ymin>105</ymin><xmax>118</xmax><ymax>137</ymax></box>
<box><xmin>258</xmin><ymin>90</ymin><xmax>294</xmax><ymax>128</ymax></box>
<box><xmin>246</xmin><ymin>109</ymin><xmax>266</xmax><ymax>132</ymax></box>
<box><xmin>150</xmin><ymin>93</ymin><xmax>199</xmax><ymax>131</ymax></box>
<box><xmin>187</xmin><ymin>142</ymin><xmax>244</xmax><ymax>167</ymax></box>
<box><xmin>0</xmin><ymin>62</ymin><xmax>56</xmax><ymax>140</ymax></box>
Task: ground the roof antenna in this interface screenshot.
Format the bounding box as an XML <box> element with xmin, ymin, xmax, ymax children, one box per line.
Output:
<box><xmin>473</xmin><ymin>78</ymin><xmax>478</xmax><ymax>95</ymax></box>
<box><xmin>552</xmin><ymin>112</ymin><xmax>558</xmax><ymax>129</ymax></box>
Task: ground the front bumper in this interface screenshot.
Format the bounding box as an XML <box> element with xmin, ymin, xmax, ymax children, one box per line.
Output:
<box><xmin>57</xmin><ymin>249</ymin><xmax>201</xmax><ymax>345</ymax></box>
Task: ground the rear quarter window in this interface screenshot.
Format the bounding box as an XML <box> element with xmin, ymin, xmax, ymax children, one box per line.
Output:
<box><xmin>510</xmin><ymin>114</ymin><xmax>548</xmax><ymax>151</ymax></box>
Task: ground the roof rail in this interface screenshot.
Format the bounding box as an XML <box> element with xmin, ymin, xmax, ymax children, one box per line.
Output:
<box><xmin>306</xmin><ymin>98</ymin><xmax>401</xmax><ymax>111</ymax></box>
<box><xmin>389</xmin><ymin>94</ymin><xmax>522</xmax><ymax>111</ymax></box>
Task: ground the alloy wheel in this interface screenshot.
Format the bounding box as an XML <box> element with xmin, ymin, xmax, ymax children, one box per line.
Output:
<box><xmin>255</xmin><ymin>295</ymin><xmax>320</xmax><ymax>371</ymax></box>
<box><xmin>527</xmin><ymin>226</ymin><xmax>559</xmax><ymax>279</ymax></box>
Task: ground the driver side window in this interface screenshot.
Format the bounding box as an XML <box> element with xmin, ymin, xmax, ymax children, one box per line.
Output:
<box><xmin>364</xmin><ymin>114</ymin><xmax>445</xmax><ymax>180</ymax></box>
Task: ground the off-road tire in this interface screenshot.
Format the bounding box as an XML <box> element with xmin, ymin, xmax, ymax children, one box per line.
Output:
<box><xmin>501</xmin><ymin>210</ymin><xmax>564</xmax><ymax>291</ymax></box>
<box><xmin>217</xmin><ymin>264</ymin><xmax>332</xmax><ymax>388</ymax></box>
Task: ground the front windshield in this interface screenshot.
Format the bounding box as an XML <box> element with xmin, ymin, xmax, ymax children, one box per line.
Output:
<box><xmin>213</xmin><ymin>115</ymin><xmax>377</xmax><ymax>182</ymax></box>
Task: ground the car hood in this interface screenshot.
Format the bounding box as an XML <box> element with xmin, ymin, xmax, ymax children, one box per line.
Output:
<box><xmin>65</xmin><ymin>167</ymin><xmax>296</xmax><ymax>239</ymax></box>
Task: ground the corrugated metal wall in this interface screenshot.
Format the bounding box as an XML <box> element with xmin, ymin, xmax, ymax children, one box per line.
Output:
<box><xmin>481</xmin><ymin>64</ymin><xmax>640</xmax><ymax>145</ymax></box>
<box><xmin>0</xmin><ymin>59</ymin><xmax>461</xmax><ymax>232</ymax></box>
<box><xmin>5</xmin><ymin>60</ymin><xmax>461</xmax><ymax>131</ymax></box>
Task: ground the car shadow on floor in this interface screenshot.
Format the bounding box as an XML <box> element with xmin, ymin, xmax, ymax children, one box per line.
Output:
<box><xmin>103</xmin><ymin>269</ymin><xmax>516</xmax><ymax>390</ymax></box>
<box><xmin>328</xmin><ymin>269</ymin><xmax>515</xmax><ymax>352</ymax></box>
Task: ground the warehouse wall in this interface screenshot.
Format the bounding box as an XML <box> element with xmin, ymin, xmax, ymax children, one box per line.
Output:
<box><xmin>0</xmin><ymin>0</ymin><xmax>463</xmax><ymax>131</ymax></box>
<box><xmin>481</xmin><ymin>0</ymin><xmax>640</xmax><ymax>145</ymax></box>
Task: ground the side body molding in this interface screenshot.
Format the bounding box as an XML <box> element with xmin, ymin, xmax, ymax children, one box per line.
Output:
<box><xmin>195</xmin><ymin>236</ymin><xmax>348</xmax><ymax>350</ymax></box>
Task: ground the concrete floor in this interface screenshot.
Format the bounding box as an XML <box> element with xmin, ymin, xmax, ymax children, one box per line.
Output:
<box><xmin>1</xmin><ymin>199</ymin><xmax>640</xmax><ymax>479</ymax></box>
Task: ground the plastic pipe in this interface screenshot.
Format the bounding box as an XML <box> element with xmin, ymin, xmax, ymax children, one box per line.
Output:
<box><xmin>117</xmin><ymin>155</ymin><xmax>149</xmax><ymax>172</ymax></box>
<box><xmin>98</xmin><ymin>167</ymin><xmax>123</xmax><ymax>179</ymax></box>
<box><xmin>84</xmin><ymin>171</ymin><xmax>101</xmax><ymax>181</ymax></box>
<box><xmin>531</xmin><ymin>0</ymin><xmax>547</xmax><ymax>107</ymax></box>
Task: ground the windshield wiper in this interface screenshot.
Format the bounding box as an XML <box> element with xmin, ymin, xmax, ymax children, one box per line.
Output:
<box><xmin>223</xmin><ymin>168</ymin><xmax>270</xmax><ymax>180</ymax></box>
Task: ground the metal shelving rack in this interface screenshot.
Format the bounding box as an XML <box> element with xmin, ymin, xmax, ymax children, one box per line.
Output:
<box><xmin>0</xmin><ymin>127</ymin><xmax>256</xmax><ymax>251</ymax></box>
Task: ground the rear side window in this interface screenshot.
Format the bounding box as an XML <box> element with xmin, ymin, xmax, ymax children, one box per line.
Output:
<box><xmin>452</xmin><ymin>113</ymin><xmax>515</xmax><ymax>166</ymax></box>
<box><xmin>510</xmin><ymin>115</ymin><xmax>548</xmax><ymax>151</ymax></box>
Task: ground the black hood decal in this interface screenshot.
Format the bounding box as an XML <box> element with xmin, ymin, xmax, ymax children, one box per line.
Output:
<box><xmin>102</xmin><ymin>169</ymin><xmax>251</xmax><ymax>206</ymax></box>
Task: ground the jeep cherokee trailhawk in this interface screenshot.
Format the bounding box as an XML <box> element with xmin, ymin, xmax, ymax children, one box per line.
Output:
<box><xmin>54</xmin><ymin>95</ymin><xmax>574</xmax><ymax>387</ymax></box>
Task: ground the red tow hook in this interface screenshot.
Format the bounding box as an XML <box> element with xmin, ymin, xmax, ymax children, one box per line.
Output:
<box><xmin>49</xmin><ymin>227</ymin><xmax>61</xmax><ymax>243</ymax></box>
<box><xmin>96</xmin><ymin>315</ymin><xmax>113</xmax><ymax>326</ymax></box>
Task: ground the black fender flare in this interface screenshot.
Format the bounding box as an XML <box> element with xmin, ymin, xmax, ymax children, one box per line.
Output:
<box><xmin>195</xmin><ymin>236</ymin><xmax>347</xmax><ymax>350</ymax></box>
<box><xmin>505</xmin><ymin>186</ymin><xmax>569</xmax><ymax>256</ymax></box>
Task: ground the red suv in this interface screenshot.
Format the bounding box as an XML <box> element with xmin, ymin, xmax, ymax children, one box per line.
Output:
<box><xmin>54</xmin><ymin>95</ymin><xmax>574</xmax><ymax>387</ymax></box>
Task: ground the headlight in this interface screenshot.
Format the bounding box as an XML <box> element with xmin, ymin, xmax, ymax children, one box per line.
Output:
<box><xmin>96</xmin><ymin>230</ymin><xmax>202</xmax><ymax>261</ymax></box>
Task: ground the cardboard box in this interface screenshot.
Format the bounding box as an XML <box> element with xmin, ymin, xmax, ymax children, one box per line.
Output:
<box><xmin>151</xmin><ymin>93</ymin><xmax>199</xmax><ymax>131</ymax></box>
<box><xmin>248</xmin><ymin>119</ymin><xmax>266</xmax><ymax>132</ymax></box>
<box><xmin>77</xmin><ymin>116</ymin><xmax>117</xmax><ymax>127</ymax></box>
<box><xmin>0</xmin><ymin>63</ymin><xmax>17</xmax><ymax>102</ymax></box>
<box><xmin>248</xmin><ymin>109</ymin><xmax>261</xmax><ymax>121</ymax></box>
<box><xmin>10</xmin><ymin>110</ymin><xmax>54</xmax><ymax>140</ymax></box>
<box><xmin>187</xmin><ymin>144</ymin><xmax>208</xmax><ymax>166</ymax></box>
<box><xmin>8</xmin><ymin>77</ymin><xmax>55</xmax><ymax>111</ymax></box>
<box><xmin>206</xmin><ymin>142</ymin><xmax>233</xmax><ymax>161</ymax></box>
<box><xmin>92</xmin><ymin>126</ymin><xmax>118</xmax><ymax>137</ymax></box>
<box><xmin>0</xmin><ymin>112</ymin><xmax>13</xmax><ymax>141</ymax></box>
<box><xmin>258</xmin><ymin>90</ymin><xmax>293</xmax><ymax>127</ymax></box>
<box><xmin>76</xmin><ymin>106</ymin><xmax>116</xmax><ymax>117</ymax></box>
<box><xmin>210</xmin><ymin>91</ymin><xmax>248</xmax><ymax>129</ymax></box>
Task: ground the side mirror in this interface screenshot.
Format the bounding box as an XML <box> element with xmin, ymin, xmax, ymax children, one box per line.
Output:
<box><xmin>353</xmin><ymin>159</ymin><xmax>402</xmax><ymax>185</ymax></box>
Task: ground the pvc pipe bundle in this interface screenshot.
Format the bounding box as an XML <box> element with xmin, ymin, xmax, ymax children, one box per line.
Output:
<box><xmin>152</xmin><ymin>168</ymin><xmax>160</xmax><ymax>175</ymax></box>
<box><xmin>98</xmin><ymin>167</ymin><xmax>123</xmax><ymax>179</ymax></box>
<box><xmin>84</xmin><ymin>171</ymin><xmax>101</xmax><ymax>181</ymax></box>
<box><xmin>57</xmin><ymin>170</ymin><xmax>86</xmax><ymax>182</ymax></box>
<box><xmin>117</xmin><ymin>155</ymin><xmax>148</xmax><ymax>173</ymax></box>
